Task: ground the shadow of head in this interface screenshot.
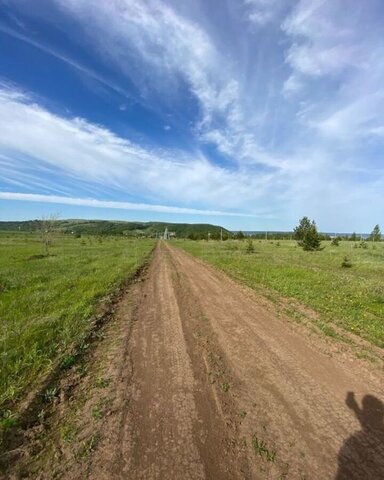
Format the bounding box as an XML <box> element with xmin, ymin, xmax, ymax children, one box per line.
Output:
<box><xmin>336</xmin><ymin>392</ymin><xmax>384</xmax><ymax>479</ymax></box>
<box><xmin>359</xmin><ymin>395</ymin><xmax>384</xmax><ymax>430</ymax></box>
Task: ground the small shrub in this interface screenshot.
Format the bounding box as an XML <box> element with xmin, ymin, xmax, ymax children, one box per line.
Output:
<box><xmin>341</xmin><ymin>256</ymin><xmax>352</xmax><ymax>268</ymax></box>
<box><xmin>331</xmin><ymin>238</ymin><xmax>340</xmax><ymax>246</ymax></box>
<box><xmin>245</xmin><ymin>239</ymin><xmax>255</xmax><ymax>254</ymax></box>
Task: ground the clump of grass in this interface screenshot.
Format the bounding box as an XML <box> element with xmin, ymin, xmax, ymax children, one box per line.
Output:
<box><xmin>78</xmin><ymin>432</ymin><xmax>101</xmax><ymax>458</ymax></box>
<box><xmin>92</xmin><ymin>407</ymin><xmax>103</xmax><ymax>420</ymax></box>
<box><xmin>239</xmin><ymin>410</ymin><xmax>247</xmax><ymax>418</ymax></box>
<box><xmin>0</xmin><ymin>276</ymin><xmax>13</xmax><ymax>293</ymax></box>
<box><xmin>61</xmin><ymin>354</ymin><xmax>77</xmax><ymax>370</ymax></box>
<box><xmin>251</xmin><ymin>435</ymin><xmax>276</xmax><ymax>462</ymax></box>
<box><xmin>220</xmin><ymin>382</ymin><xmax>230</xmax><ymax>392</ymax></box>
<box><xmin>44</xmin><ymin>386</ymin><xmax>59</xmax><ymax>404</ymax></box>
<box><xmin>95</xmin><ymin>377</ymin><xmax>111</xmax><ymax>389</ymax></box>
<box><xmin>0</xmin><ymin>410</ymin><xmax>19</xmax><ymax>432</ymax></box>
<box><xmin>60</xmin><ymin>423</ymin><xmax>78</xmax><ymax>443</ymax></box>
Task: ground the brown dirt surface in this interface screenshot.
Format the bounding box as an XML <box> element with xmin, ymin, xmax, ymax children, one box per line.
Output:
<box><xmin>4</xmin><ymin>241</ymin><xmax>384</xmax><ymax>479</ymax></box>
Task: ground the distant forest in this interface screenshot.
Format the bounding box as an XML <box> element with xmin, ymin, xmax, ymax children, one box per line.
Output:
<box><xmin>0</xmin><ymin>219</ymin><xmax>374</xmax><ymax>241</ymax></box>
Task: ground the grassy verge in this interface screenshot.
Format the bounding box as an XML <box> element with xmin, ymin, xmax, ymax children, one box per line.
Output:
<box><xmin>176</xmin><ymin>239</ymin><xmax>384</xmax><ymax>348</ymax></box>
<box><xmin>0</xmin><ymin>232</ymin><xmax>155</xmax><ymax>412</ymax></box>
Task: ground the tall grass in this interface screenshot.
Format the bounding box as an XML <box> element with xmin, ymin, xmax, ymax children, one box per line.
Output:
<box><xmin>177</xmin><ymin>239</ymin><xmax>384</xmax><ymax>348</ymax></box>
<box><xmin>0</xmin><ymin>232</ymin><xmax>155</xmax><ymax>410</ymax></box>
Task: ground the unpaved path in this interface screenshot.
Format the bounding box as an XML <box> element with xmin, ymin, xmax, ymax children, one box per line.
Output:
<box><xmin>12</xmin><ymin>241</ymin><xmax>383</xmax><ymax>479</ymax></box>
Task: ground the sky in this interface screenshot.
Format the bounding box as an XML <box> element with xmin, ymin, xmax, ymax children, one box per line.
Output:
<box><xmin>0</xmin><ymin>0</ymin><xmax>383</xmax><ymax>232</ymax></box>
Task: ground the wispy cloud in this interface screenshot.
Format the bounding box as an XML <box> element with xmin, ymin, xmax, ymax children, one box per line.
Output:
<box><xmin>0</xmin><ymin>85</ymin><xmax>278</xmax><ymax>214</ymax></box>
<box><xmin>245</xmin><ymin>0</ymin><xmax>285</xmax><ymax>26</ymax></box>
<box><xmin>0</xmin><ymin>192</ymin><xmax>259</xmax><ymax>217</ymax></box>
<box><xmin>0</xmin><ymin>23</ymin><xmax>134</xmax><ymax>101</ymax></box>
<box><xmin>53</xmin><ymin>0</ymin><xmax>281</xmax><ymax>169</ymax></box>
<box><xmin>282</xmin><ymin>0</ymin><xmax>384</xmax><ymax>140</ymax></box>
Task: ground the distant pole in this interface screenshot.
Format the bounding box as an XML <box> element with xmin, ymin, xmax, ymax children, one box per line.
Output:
<box><xmin>220</xmin><ymin>229</ymin><xmax>223</xmax><ymax>241</ymax></box>
<box><xmin>265</xmin><ymin>231</ymin><xmax>268</xmax><ymax>241</ymax></box>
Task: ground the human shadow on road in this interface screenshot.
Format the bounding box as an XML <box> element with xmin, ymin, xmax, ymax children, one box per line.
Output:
<box><xmin>335</xmin><ymin>391</ymin><xmax>384</xmax><ymax>479</ymax></box>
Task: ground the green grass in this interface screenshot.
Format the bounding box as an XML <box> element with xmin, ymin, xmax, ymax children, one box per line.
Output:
<box><xmin>251</xmin><ymin>435</ymin><xmax>276</xmax><ymax>462</ymax></box>
<box><xmin>0</xmin><ymin>232</ymin><xmax>154</xmax><ymax>410</ymax></box>
<box><xmin>176</xmin><ymin>239</ymin><xmax>384</xmax><ymax>348</ymax></box>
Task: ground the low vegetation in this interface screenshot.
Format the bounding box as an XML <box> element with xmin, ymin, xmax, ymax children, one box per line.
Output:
<box><xmin>0</xmin><ymin>232</ymin><xmax>154</xmax><ymax>414</ymax></box>
<box><xmin>177</xmin><ymin>239</ymin><xmax>384</xmax><ymax>348</ymax></box>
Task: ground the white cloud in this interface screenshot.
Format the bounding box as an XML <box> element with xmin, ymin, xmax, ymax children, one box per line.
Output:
<box><xmin>0</xmin><ymin>192</ymin><xmax>258</xmax><ymax>217</ymax></box>
<box><xmin>282</xmin><ymin>0</ymin><xmax>384</xmax><ymax>141</ymax></box>
<box><xmin>0</xmin><ymin>85</ymin><xmax>280</xmax><ymax>214</ymax></box>
<box><xmin>282</xmin><ymin>74</ymin><xmax>303</xmax><ymax>97</ymax></box>
<box><xmin>246</xmin><ymin>0</ymin><xmax>284</xmax><ymax>26</ymax></box>
<box><xmin>282</xmin><ymin>0</ymin><xmax>363</xmax><ymax>77</ymax></box>
<box><xmin>52</xmin><ymin>0</ymin><xmax>278</xmax><ymax>169</ymax></box>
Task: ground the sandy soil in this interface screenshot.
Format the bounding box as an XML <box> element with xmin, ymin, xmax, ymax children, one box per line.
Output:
<box><xmin>5</xmin><ymin>241</ymin><xmax>384</xmax><ymax>479</ymax></box>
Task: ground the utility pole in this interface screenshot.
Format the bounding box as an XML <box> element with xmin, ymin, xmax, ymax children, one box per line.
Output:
<box><xmin>220</xmin><ymin>229</ymin><xmax>223</xmax><ymax>241</ymax></box>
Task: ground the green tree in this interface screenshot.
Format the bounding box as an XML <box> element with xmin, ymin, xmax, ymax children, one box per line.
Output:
<box><xmin>245</xmin><ymin>238</ymin><xmax>255</xmax><ymax>253</ymax></box>
<box><xmin>369</xmin><ymin>224</ymin><xmax>381</xmax><ymax>242</ymax></box>
<box><xmin>293</xmin><ymin>217</ymin><xmax>322</xmax><ymax>251</ymax></box>
<box><xmin>235</xmin><ymin>230</ymin><xmax>245</xmax><ymax>240</ymax></box>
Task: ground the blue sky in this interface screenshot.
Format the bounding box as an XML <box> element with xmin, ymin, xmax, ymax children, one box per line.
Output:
<box><xmin>0</xmin><ymin>0</ymin><xmax>383</xmax><ymax>232</ymax></box>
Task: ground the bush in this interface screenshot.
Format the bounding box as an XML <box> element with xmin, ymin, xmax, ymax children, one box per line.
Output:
<box><xmin>341</xmin><ymin>256</ymin><xmax>352</xmax><ymax>268</ymax></box>
<box><xmin>245</xmin><ymin>238</ymin><xmax>255</xmax><ymax>254</ymax></box>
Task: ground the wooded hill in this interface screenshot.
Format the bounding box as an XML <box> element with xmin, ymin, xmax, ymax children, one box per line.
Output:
<box><xmin>0</xmin><ymin>219</ymin><xmax>230</xmax><ymax>239</ymax></box>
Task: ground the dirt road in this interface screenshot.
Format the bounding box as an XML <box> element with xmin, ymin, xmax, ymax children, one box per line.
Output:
<box><xmin>13</xmin><ymin>241</ymin><xmax>384</xmax><ymax>479</ymax></box>
<box><xmin>89</xmin><ymin>241</ymin><xmax>384</xmax><ymax>480</ymax></box>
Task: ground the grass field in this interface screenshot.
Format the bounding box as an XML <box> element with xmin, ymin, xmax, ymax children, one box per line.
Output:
<box><xmin>0</xmin><ymin>232</ymin><xmax>154</xmax><ymax>414</ymax></box>
<box><xmin>177</xmin><ymin>239</ymin><xmax>384</xmax><ymax>349</ymax></box>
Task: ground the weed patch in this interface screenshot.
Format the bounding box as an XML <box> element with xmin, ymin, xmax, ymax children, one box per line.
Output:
<box><xmin>251</xmin><ymin>435</ymin><xmax>276</xmax><ymax>462</ymax></box>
